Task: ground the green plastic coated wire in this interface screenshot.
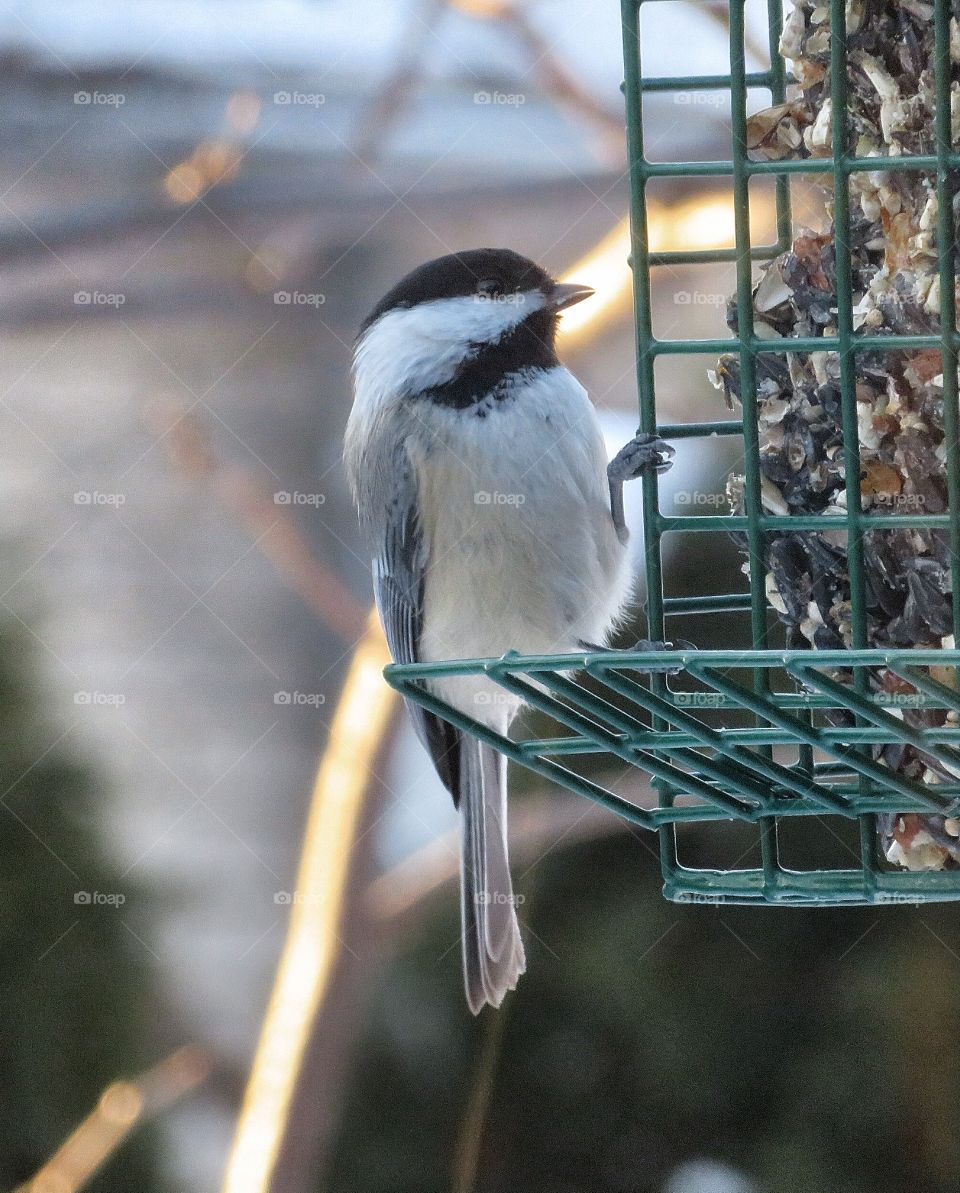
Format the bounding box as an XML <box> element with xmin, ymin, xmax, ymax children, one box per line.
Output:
<box><xmin>384</xmin><ymin>0</ymin><xmax>960</xmax><ymax>906</ymax></box>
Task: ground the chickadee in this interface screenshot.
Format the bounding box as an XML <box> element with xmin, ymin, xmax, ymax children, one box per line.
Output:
<box><xmin>345</xmin><ymin>248</ymin><xmax>674</xmax><ymax>1013</ymax></box>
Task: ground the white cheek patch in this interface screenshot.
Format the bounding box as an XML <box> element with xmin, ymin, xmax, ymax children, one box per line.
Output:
<box><xmin>399</xmin><ymin>292</ymin><xmax>545</xmax><ymax>345</ymax></box>
<box><xmin>352</xmin><ymin>291</ymin><xmax>546</xmax><ymax>406</ymax></box>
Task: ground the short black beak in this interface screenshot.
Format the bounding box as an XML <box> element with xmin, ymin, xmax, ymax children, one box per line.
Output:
<box><xmin>548</xmin><ymin>282</ymin><xmax>595</xmax><ymax>310</ymax></box>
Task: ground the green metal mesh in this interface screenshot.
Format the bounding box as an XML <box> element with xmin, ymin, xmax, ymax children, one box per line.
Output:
<box><xmin>384</xmin><ymin>0</ymin><xmax>960</xmax><ymax>904</ymax></box>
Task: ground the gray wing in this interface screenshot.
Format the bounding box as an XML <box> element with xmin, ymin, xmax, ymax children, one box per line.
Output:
<box><xmin>364</xmin><ymin>438</ymin><xmax>463</xmax><ymax>801</ymax></box>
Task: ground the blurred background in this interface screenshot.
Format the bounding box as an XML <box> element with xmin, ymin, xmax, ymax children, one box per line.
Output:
<box><xmin>3</xmin><ymin>2</ymin><xmax>960</xmax><ymax>1192</ymax></box>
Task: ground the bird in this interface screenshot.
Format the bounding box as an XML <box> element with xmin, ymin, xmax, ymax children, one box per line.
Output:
<box><xmin>344</xmin><ymin>248</ymin><xmax>675</xmax><ymax>1013</ymax></box>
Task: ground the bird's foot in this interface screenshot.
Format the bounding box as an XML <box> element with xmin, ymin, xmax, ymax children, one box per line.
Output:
<box><xmin>607</xmin><ymin>432</ymin><xmax>675</xmax><ymax>482</ymax></box>
<box><xmin>608</xmin><ymin>432</ymin><xmax>675</xmax><ymax>544</ymax></box>
<box><xmin>577</xmin><ymin>637</ymin><xmax>695</xmax><ymax>675</ymax></box>
<box><xmin>627</xmin><ymin>637</ymin><xmax>695</xmax><ymax>674</ymax></box>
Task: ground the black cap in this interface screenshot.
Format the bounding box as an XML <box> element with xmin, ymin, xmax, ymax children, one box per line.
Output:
<box><xmin>360</xmin><ymin>248</ymin><xmax>553</xmax><ymax>334</ymax></box>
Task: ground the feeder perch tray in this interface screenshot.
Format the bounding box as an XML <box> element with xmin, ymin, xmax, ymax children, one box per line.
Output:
<box><xmin>385</xmin><ymin>0</ymin><xmax>960</xmax><ymax>905</ymax></box>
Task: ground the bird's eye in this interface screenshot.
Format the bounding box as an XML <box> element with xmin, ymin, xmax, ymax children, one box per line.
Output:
<box><xmin>476</xmin><ymin>278</ymin><xmax>502</xmax><ymax>298</ymax></box>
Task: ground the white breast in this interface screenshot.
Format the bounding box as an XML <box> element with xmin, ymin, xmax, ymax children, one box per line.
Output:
<box><xmin>409</xmin><ymin>367</ymin><xmax>632</xmax><ymax>720</ymax></box>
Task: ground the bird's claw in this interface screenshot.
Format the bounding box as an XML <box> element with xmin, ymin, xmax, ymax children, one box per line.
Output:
<box><xmin>577</xmin><ymin>637</ymin><xmax>696</xmax><ymax>675</ymax></box>
<box><xmin>627</xmin><ymin>637</ymin><xmax>695</xmax><ymax>675</ymax></box>
<box><xmin>607</xmin><ymin>432</ymin><xmax>676</xmax><ymax>481</ymax></box>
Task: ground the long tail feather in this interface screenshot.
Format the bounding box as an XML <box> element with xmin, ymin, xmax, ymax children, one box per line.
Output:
<box><xmin>459</xmin><ymin>737</ymin><xmax>525</xmax><ymax>1014</ymax></box>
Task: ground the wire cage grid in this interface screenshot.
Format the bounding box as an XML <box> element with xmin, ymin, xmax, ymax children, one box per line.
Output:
<box><xmin>386</xmin><ymin>0</ymin><xmax>960</xmax><ymax>905</ymax></box>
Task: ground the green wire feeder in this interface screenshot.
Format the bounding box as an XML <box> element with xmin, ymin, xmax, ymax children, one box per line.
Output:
<box><xmin>385</xmin><ymin>0</ymin><xmax>960</xmax><ymax>905</ymax></box>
